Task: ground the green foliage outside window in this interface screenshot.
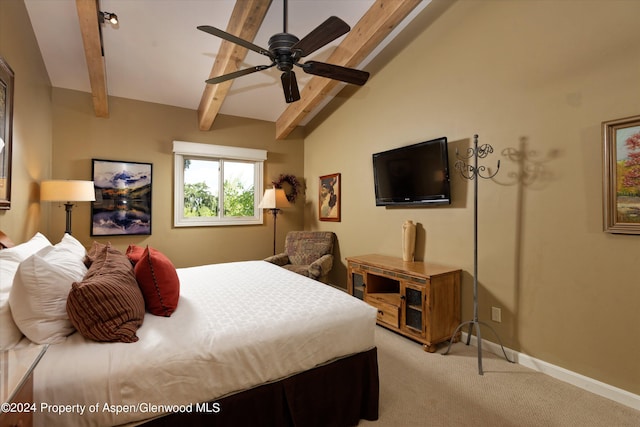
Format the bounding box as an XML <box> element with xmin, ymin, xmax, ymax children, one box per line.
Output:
<box><xmin>184</xmin><ymin>182</ymin><xmax>217</xmax><ymax>217</ymax></box>
<box><xmin>184</xmin><ymin>179</ymin><xmax>254</xmax><ymax>217</ymax></box>
<box><xmin>224</xmin><ymin>178</ymin><xmax>255</xmax><ymax>216</ymax></box>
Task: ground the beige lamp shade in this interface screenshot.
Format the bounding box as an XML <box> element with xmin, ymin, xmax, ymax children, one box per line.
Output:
<box><xmin>258</xmin><ymin>188</ymin><xmax>291</xmax><ymax>209</ymax></box>
<box><xmin>40</xmin><ymin>180</ymin><xmax>96</xmax><ymax>202</ymax></box>
<box><xmin>258</xmin><ymin>188</ymin><xmax>291</xmax><ymax>255</ymax></box>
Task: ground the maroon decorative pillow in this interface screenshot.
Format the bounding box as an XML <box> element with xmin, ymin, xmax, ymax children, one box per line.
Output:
<box><xmin>67</xmin><ymin>244</ymin><xmax>145</xmax><ymax>343</ymax></box>
<box><xmin>133</xmin><ymin>246</ymin><xmax>180</xmax><ymax>317</ymax></box>
<box><xmin>125</xmin><ymin>244</ymin><xmax>145</xmax><ymax>265</ymax></box>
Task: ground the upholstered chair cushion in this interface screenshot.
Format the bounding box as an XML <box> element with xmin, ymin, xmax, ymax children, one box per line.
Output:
<box><xmin>264</xmin><ymin>231</ymin><xmax>335</xmax><ymax>282</ymax></box>
<box><xmin>285</xmin><ymin>232</ymin><xmax>334</xmax><ymax>265</ymax></box>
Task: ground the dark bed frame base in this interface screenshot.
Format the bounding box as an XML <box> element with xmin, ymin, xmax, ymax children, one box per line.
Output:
<box><xmin>142</xmin><ymin>347</ymin><xmax>379</xmax><ymax>427</ymax></box>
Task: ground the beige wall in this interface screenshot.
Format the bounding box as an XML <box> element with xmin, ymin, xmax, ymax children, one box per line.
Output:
<box><xmin>0</xmin><ymin>0</ymin><xmax>53</xmax><ymax>242</ymax></box>
<box><xmin>51</xmin><ymin>88</ymin><xmax>305</xmax><ymax>267</ymax></box>
<box><xmin>304</xmin><ymin>0</ymin><xmax>640</xmax><ymax>394</ymax></box>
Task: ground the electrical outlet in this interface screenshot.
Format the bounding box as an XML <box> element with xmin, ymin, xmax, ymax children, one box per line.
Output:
<box><xmin>491</xmin><ymin>306</ymin><xmax>502</xmax><ymax>323</ymax></box>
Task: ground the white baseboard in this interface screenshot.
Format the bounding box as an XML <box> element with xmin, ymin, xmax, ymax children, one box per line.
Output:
<box><xmin>460</xmin><ymin>332</ymin><xmax>640</xmax><ymax>411</ymax></box>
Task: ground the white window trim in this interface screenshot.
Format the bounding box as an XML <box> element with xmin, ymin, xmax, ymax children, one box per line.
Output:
<box><xmin>173</xmin><ymin>141</ymin><xmax>266</xmax><ymax>227</ymax></box>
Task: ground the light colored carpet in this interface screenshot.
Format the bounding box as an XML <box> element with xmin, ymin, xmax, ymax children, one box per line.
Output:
<box><xmin>360</xmin><ymin>326</ymin><xmax>640</xmax><ymax>426</ymax></box>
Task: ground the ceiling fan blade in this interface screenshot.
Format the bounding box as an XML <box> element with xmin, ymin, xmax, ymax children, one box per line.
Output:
<box><xmin>197</xmin><ymin>25</ymin><xmax>273</xmax><ymax>59</ymax></box>
<box><xmin>302</xmin><ymin>61</ymin><xmax>370</xmax><ymax>86</ymax></box>
<box><xmin>281</xmin><ymin>71</ymin><xmax>300</xmax><ymax>103</ymax></box>
<box><xmin>291</xmin><ymin>16</ymin><xmax>350</xmax><ymax>58</ymax></box>
<box><xmin>206</xmin><ymin>65</ymin><xmax>273</xmax><ymax>85</ymax></box>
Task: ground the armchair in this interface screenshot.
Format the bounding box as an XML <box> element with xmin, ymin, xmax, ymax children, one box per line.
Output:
<box><xmin>264</xmin><ymin>231</ymin><xmax>335</xmax><ymax>282</ymax></box>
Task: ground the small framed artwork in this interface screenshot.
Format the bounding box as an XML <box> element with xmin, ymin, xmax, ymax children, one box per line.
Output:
<box><xmin>319</xmin><ymin>173</ymin><xmax>341</xmax><ymax>222</ymax></box>
<box><xmin>602</xmin><ymin>115</ymin><xmax>640</xmax><ymax>234</ymax></box>
<box><xmin>91</xmin><ymin>159</ymin><xmax>152</xmax><ymax>236</ymax></box>
<box><xmin>0</xmin><ymin>57</ymin><xmax>14</xmax><ymax>210</ymax></box>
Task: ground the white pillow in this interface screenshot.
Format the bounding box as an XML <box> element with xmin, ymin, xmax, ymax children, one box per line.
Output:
<box><xmin>0</xmin><ymin>232</ymin><xmax>52</xmax><ymax>350</ymax></box>
<box><xmin>52</xmin><ymin>233</ymin><xmax>87</xmax><ymax>260</ymax></box>
<box><xmin>9</xmin><ymin>234</ymin><xmax>87</xmax><ymax>344</ymax></box>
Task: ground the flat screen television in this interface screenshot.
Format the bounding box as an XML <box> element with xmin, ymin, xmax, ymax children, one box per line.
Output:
<box><xmin>372</xmin><ymin>137</ymin><xmax>451</xmax><ymax>206</ymax></box>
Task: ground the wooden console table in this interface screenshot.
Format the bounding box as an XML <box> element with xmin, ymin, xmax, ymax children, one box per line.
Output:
<box><xmin>346</xmin><ymin>254</ymin><xmax>461</xmax><ymax>352</ymax></box>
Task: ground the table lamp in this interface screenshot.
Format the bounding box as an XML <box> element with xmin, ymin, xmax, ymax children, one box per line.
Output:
<box><xmin>41</xmin><ymin>180</ymin><xmax>96</xmax><ymax>235</ymax></box>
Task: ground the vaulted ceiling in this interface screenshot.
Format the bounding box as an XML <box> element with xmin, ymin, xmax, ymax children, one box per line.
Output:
<box><xmin>25</xmin><ymin>0</ymin><xmax>431</xmax><ymax>139</ymax></box>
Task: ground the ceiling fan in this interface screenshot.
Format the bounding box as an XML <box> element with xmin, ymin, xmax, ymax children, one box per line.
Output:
<box><xmin>197</xmin><ymin>0</ymin><xmax>370</xmax><ymax>103</ymax></box>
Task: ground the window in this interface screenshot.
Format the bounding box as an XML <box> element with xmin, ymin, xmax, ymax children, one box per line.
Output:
<box><xmin>173</xmin><ymin>141</ymin><xmax>266</xmax><ymax>227</ymax></box>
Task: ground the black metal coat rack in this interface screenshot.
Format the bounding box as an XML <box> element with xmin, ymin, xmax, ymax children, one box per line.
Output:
<box><xmin>443</xmin><ymin>134</ymin><xmax>514</xmax><ymax>375</ymax></box>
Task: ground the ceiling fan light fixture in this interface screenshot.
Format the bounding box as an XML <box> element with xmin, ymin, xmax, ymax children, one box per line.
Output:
<box><xmin>198</xmin><ymin>0</ymin><xmax>368</xmax><ymax>103</ymax></box>
<box><xmin>100</xmin><ymin>11</ymin><xmax>118</xmax><ymax>25</ymax></box>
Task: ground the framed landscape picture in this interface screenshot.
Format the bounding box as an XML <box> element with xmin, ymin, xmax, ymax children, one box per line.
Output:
<box><xmin>319</xmin><ymin>173</ymin><xmax>340</xmax><ymax>222</ymax></box>
<box><xmin>91</xmin><ymin>159</ymin><xmax>152</xmax><ymax>236</ymax></box>
<box><xmin>602</xmin><ymin>115</ymin><xmax>640</xmax><ymax>234</ymax></box>
<box><xmin>0</xmin><ymin>57</ymin><xmax>14</xmax><ymax>210</ymax></box>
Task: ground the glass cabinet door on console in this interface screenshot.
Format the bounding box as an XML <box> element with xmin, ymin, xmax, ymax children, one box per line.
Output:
<box><xmin>402</xmin><ymin>282</ymin><xmax>425</xmax><ymax>338</ymax></box>
<box><xmin>349</xmin><ymin>268</ymin><xmax>365</xmax><ymax>301</ymax></box>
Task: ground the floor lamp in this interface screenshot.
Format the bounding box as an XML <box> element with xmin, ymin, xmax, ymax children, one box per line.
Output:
<box><xmin>258</xmin><ymin>188</ymin><xmax>291</xmax><ymax>255</ymax></box>
<box><xmin>41</xmin><ymin>180</ymin><xmax>96</xmax><ymax>235</ymax></box>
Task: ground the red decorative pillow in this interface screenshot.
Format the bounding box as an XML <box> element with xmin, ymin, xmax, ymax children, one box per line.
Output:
<box><xmin>67</xmin><ymin>244</ymin><xmax>145</xmax><ymax>343</ymax></box>
<box><xmin>125</xmin><ymin>244</ymin><xmax>145</xmax><ymax>265</ymax></box>
<box><xmin>134</xmin><ymin>246</ymin><xmax>180</xmax><ymax>317</ymax></box>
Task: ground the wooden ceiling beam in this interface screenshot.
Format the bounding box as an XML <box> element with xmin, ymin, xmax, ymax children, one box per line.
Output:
<box><xmin>275</xmin><ymin>0</ymin><xmax>422</xmax><ymax>140</ymax></box>
<box><xmin>75</xmin><ymin>0</ymin><xmax>109</xmax><ymax>117</ymax></box>
<box><xmin>197</xmin><ymin>0</ymin><xmax>272</xmax><ymax>131</ymax></box>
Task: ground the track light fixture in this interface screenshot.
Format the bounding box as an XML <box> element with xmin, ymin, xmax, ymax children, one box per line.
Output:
<box><xmin>99</xmin><ymin>11</ymin><xmax>118</xmax><ymax>25</ymax></box>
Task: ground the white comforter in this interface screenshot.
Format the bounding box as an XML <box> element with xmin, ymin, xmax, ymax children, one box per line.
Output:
<box><xmin>33</xmin><ymin>261</ymin><xmax>376</xmax><ymax>427</ymax></box>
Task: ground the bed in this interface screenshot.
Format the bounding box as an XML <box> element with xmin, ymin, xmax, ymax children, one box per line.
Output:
<box><xmin>0</xmin><ymin>232</ymin><xmax>379</xmax><ymax>427</ymax></box>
